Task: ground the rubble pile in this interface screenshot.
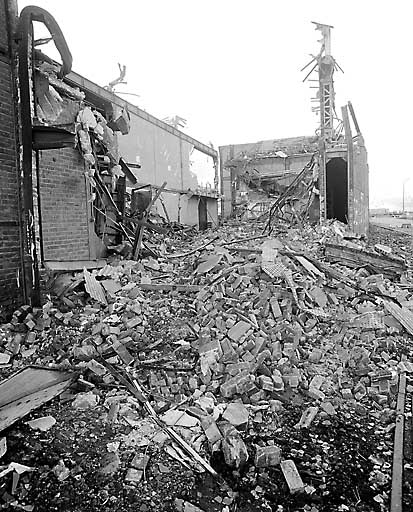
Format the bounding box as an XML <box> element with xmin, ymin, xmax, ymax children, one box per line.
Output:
<box><xmin>1</xmin><ymin>220</ymin><xmax>413</xmax><ymax>511</ymax></box>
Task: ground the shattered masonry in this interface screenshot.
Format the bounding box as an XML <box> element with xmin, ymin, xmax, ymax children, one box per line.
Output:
<box><xmin>2</xmin><ymin>3</ymin><xmax>410</xmax><ymax>512</ymax></box>
<box><xmin>1</xmin><ymin>220</ymin><xmax>413</xmax><ymax>511</ymax></box>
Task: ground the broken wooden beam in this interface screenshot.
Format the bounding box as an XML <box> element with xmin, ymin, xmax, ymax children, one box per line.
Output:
<box><xmin>135</xmin><ymin>283</ymin><xmax>202</xmax><ymax>293</ymax></box>
<box><xmin>167</xmin><ymin>235</ymin><xmax>220</xmax><ymax>259</ymax></box>
<box><xmin>325</xmin><ymin>243</ymin><xmax>407</xmax><ymax>278</ymax></box>
<box><xmin>384</xmin><ymin>301</ymin><xmax>413</xmax><ymax>337</ymax></box>
<box><xmin>0</xmin><ymin>366</ymin><xmax>77</xmax><ymax>432</ymax></box>
<box><xmin>133</xmin><ymin>181</ymin><xmax>167</xmax><ymax>259</ymax></box>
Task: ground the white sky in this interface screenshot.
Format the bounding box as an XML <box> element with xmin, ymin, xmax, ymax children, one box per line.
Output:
<box><xmin>18</xmin><ymin>0</ymin><xmax>413</xmax><ymax>209</ymax></box>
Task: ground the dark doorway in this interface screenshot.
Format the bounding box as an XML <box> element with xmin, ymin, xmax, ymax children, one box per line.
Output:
<box><xmin>326</xmin><ymin>157</ymin><xmax>348</xmax><ymax>223</ymax></box>
<box><xmin>198</xmin><ymin>197</ymin><xmax>208</xmax><ymax>230</ymax></box>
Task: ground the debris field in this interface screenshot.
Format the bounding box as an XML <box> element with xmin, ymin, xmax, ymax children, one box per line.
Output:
<box><xmin>1</xmin><ymin>219</ymin><xmax>413</xmax><ymax>512</ymax></box>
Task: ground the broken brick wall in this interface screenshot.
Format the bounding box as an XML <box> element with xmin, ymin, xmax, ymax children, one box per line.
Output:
<box><xmin>0</xmin><ymin>0</ymin><xmax>24</xmax><ymax>315</ymax></box>
<box><xmin>37</xmin><ymin>148</ymin><xmax>91</xmax><ymax>262</ymax></box>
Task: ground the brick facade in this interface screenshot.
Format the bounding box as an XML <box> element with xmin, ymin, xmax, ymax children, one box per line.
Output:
<box><xmin>0</xmin><ymin>0</ymin><xmax>23</xmax><ymax>316</ymax></box>
<box><xmin>38</xmin><ymin>148</ymin><xmax>91</xmax><ymax>261</ymax></box>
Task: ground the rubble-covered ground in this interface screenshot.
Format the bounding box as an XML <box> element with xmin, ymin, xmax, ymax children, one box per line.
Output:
<box><xmin>1</xmin><ymin>220</ymin><xmax>413</xmax><ymax>512</ymax></box>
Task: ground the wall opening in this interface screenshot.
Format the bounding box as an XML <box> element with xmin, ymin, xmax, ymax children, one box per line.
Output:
<box><xmin>326</xmin><ymin>157</ymin><xmax>348</xmax><ymax>223</ymax></box>
<box><xmin>198</xmin><ymin>197</ymin><xmax>208</xmax><ymax>230</ymax></box>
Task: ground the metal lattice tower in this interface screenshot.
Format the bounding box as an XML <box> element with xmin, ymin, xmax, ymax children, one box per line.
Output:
<box><xmin>302</xmin><ymin>22</ymin><xmax>343</xmax><ymax>143</ymax></box>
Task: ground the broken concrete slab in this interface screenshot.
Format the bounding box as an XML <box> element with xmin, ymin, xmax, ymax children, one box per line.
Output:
<box><xmin>222</xmin><ymin>402</ymin><xmax>249</xmax><ymax>429</ymax></box>
<box><xmin>26</xmin><ymin>415</ymin><xmax>56</xmax><ymax>431</ymax></box>
<box><xmin>72</xmin><ymin>391</ymin><xmax>99</xmax><ymax>410</ymax></box>
<box><xmin>161</xmin><ymin>410</ymin><xmax>199</xmax><ymax>428</ymax></box>
<box><xmin>219</xmin><ymin>422</ymin><xmax>249</xmax><ymax>468</ymax></box>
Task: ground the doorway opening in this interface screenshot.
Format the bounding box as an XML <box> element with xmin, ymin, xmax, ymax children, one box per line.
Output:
<box><xmin>198</xmin><ymin>197</ymin><xmax>208</xmax><ymax>230</ymax></box>
<box><xmin>326</xmin><ymin>157</ymin><xmax>348</xmax><ymax>223</ymax></box>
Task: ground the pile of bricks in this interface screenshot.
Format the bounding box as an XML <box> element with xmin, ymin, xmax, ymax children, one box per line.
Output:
<box><xmin>2</xmin><ymin>219</ymin><xmax>413</xmax><ymax>506</ymax></box>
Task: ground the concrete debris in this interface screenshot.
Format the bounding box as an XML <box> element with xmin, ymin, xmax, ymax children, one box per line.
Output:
<box><xmin>26</xmin><ymin>415</ymin><xmax>56</xmax><ymax>432</ymax></box>
<box><xmin>220</xmin><ymin>422</ymin><xmax>249</xmax><ymax>468</ymax></box>
<box><xmin>99</xmin><ymin>451</ymin><xmax>121</xmax><ymax>476</ymax></box>
<box><xmin>174</xmin><ymin>499</ymin><xmax>205</xmax><ymax>512</ymax></box>
<box><xmin>0</xmin><ymin>437</ymin><xmax>6</xmax><ymax>459</ymax></box>
<box><xmin>255</xmin><ymin>445</ymin><xmax>282</xmax><ymax>467</ymax></box>
<box><xmin>72</xmin><ymin>391</ymin><xmax>99</xmax><ymax>410</ymax></box>
<box><xmin>52</xmin><ymin>460</ymin><xmax>70</xmax><ymax>481</ymax></box>
<box><xmin>0</xmin><ymin>462</ymin><xmax>33</xmax><ymax>479</ymax></box>
<box><xmin>1</xmin><ymin>218</ymin><xmax>413</xmax><ymax>510</ymax></box>
<box><xmin>222</xmin><ymin>402</ymin><xmax>249</xmax><ymax>429</ymax></box>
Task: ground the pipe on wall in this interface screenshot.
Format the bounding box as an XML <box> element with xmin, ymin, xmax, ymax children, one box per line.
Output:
<box><xmin>17</xmin><ymin>6</ymin><xmax>73</xmax><ymax>305</ymax></box>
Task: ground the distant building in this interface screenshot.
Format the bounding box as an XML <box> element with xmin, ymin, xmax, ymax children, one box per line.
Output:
<box><xmin>369</xmin><ymin>208</ymin><xmax>389</xmax><ymax>216</ymax></box>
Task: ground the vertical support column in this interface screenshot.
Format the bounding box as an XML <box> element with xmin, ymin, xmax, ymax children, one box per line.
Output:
<box><xmin>318</xmin><ymin>139</ymin><xmax>326</xmax><ymax>222</ymax></box>
<box><xmin>341</xmin><ymin>105</ymin><xmax>354</xmax><ymax>227</ymax></box>
<box><xmin>179</xmin><ymin>138</ymin><xmax>184</xmax><ymax>191</ymax></box>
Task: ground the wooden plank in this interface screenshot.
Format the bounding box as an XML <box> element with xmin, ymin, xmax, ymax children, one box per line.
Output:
<box><xmin>0</xmin><ymin>367</ymin><xmax>74</xmax><ymax>409</ymax></box>
<box><xmin>391</xmin><ymin>374</ymin><xmax>406</xmax><ymax>512</ymax></box>
<box><xmin>227</xmin><ymin>246</ymin><xmax>262</xmax><ymax>255</ymax></box>
<box><xmin>347</xmin><ymin>101</ymin><xmax>361</xmax><ymax>136</ymax></box>
<box><xmin>44</xmin><ymin>260</ymin><xmax>107</xmax><ymax>271</ymax></box>
<box><xmin>167</xmin><ymin>235</ymin><xmax>220</xmax><ymax>259</ymax></box>
<box><xmin>135</xmin><ymin>283</ymin><xmax>202</xmax><ymax>293</ymax></box>
<box><xmin>0</xmin><ymin>381</ymin><xmax>72</xmax><ymax>433</ymax></box>
<box><xmin>119</xmin><ymin>157</ymin><xmax>137</xmax><ymax>184</ymax></box>
<box><xmin>133</xmin><ymin>181</ymin><xmax>167</xmax><ymax>259</ymax></box>
<box><xmin>325</xmin><ymin>243</ymin><xmax>406</xmax><ymax>278</ymax></box>
<box><xmin>294</xmin><ymin>255</ymin><xmax>325</xmax><ymax>278</ymax></box>
<box><xmin>98</xmin><ymin>359</ymin><xmax>218</xmax><ymax>477</ymax></box>
<box><xmin>0</xmin><ymin>367</ymin><xmax>76</xmax><ymax>432</ymax></box>
<box><xmin>384</xmin><ymin>301</ymin><xmax>413</xmax><ymax>337</ymax></box>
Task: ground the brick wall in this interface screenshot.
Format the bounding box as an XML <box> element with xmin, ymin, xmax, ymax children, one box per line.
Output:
<box><xmin>0</xmin><ymin>0</ymin><xmax>23</xmax><ymax>315</ymax></box>
<box><xmin>38</xmin><ymin>148</ymin><xmax>91</xmax><ymax>261</ymax></box>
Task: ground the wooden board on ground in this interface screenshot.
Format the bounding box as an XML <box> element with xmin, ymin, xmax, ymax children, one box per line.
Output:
<box><xmin>0</xmin><ymin>367</ymin><xmax>77</xmax><ymax>432</ymax></box>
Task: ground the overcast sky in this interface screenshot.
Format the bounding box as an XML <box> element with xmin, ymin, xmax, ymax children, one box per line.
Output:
<box><xmin>18</xmin><ymin>0</ymin><xmax>413</xmax><ymax>209</ymax></box>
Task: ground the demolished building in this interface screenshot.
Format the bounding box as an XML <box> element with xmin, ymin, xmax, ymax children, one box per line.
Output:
<box><xmin>0</xmin><ymin>1</ymin><xmax>218</xmax><ymax>314</ymax></box>
<box><xmin>219</xmin><ymin>23</ymin><xmax>369</xmax><ymax>237</ymax></box>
